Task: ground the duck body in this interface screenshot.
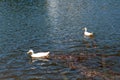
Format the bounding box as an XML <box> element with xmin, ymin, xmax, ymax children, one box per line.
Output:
<box><xmin>83</xmin><ymin>27</ymin><xmax>93</xmax><ymax>37</ymax></box>
<box><xmin>27</xmin><ymin>49</ymin><xmax>50</xmax><ymax>58</ymax></box>
<box><xmin>84</xmin><ymin>31</ymin><xmax>93</xmax><ymax>36</ymax></box>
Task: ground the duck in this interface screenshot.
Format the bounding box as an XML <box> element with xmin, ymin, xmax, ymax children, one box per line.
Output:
<box><xmin>27</xmin><ymin>49</ymin><xmax>50</xmax><ymax>58</ymax></box>
<box><xmin>83</xmin><ymin>27</ymin><xmax>93</xmax><ymax>37</ymax></box>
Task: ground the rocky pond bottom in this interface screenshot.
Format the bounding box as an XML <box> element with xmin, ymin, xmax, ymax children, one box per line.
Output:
<box><xmin>1</xmin><ymin>52</ymin><xmax>119</xmax><ymax>80</ymax></box>
<box><xmin>48</xmin><ymin>53</ymin><xmax>120</xmax><ymax>80</ymax></box>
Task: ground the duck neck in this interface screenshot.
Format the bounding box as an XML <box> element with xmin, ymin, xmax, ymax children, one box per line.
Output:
<box><xmin>85</xmin><ymin>28</ymin><xmax>87</xmax><ymax>32</ymax></box>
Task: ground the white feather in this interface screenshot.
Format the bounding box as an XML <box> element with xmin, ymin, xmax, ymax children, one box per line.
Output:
<box><xmin>27</xmin><ymin>49</ymin><xmax>50</xmax><ymax>58</ymax></box>
<box><xmin>83</xmin><ymin>27</ymin><xmax>93</xmax><ymax>36</ymax></box>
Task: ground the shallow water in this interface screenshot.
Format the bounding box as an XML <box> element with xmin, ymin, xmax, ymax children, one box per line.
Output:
<box><xmin>0</xmin><ymin>0</ymin><xmax>120</xmax><ymax>80</ymax></box>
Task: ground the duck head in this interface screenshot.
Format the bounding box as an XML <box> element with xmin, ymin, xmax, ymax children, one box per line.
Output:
<box><xmin>27</xmin><ymin>49</ymin><xmax>34</xmax><ymax>55</ymax></box>
<box><xmin>82</xmin><ymin>27</ymin><xmax>87</xmax><ymax>31</ymax></box>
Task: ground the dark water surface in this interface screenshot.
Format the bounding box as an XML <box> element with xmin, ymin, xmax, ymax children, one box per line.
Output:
<box><xmin>0</xmin><ymin>0</ymin><xmax>120</xmax><ymax>80</ymax></box>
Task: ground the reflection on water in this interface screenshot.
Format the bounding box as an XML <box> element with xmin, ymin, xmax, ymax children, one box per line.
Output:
<box><xmin>30</xmin><ymin>58</ymin><xmax>49</xmax><ymax>63</ymax></box>
<box><xmin>0</xmin><ymin>0</ymin><xmax>120</xmax><ymax>79</ymax></box>
<box><xmin>47</xmin><ymin>0</ymin><xmax>59</xmax><ymax>26</ymax></box>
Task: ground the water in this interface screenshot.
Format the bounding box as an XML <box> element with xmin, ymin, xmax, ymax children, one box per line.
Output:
<box><xmin>0</xmin><ymin>0</ymin><xmax>120</xmax><ymax>80</ymax></box>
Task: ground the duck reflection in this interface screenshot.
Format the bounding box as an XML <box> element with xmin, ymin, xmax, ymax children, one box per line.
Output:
<box><xmin>29</xmin><ymin>57</ymin><xmax>49</xmax><ymax>63</ymax></box>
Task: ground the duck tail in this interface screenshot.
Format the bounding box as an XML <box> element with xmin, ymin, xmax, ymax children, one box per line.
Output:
<box><xmin>47</xmin><ymin>51</ymin><xmax>50</xmax><ymax>54</ymax></box>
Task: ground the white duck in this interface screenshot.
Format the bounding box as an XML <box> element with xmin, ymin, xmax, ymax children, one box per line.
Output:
<box><xmin>83</xmin><ymin>27</ymin><xmax>93</xmax><ymax>37</ymax></box>
<box><xmin>27</xmin><ymin>49</ymin><xmax>50</xmax><ymax>58</ymax></box>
